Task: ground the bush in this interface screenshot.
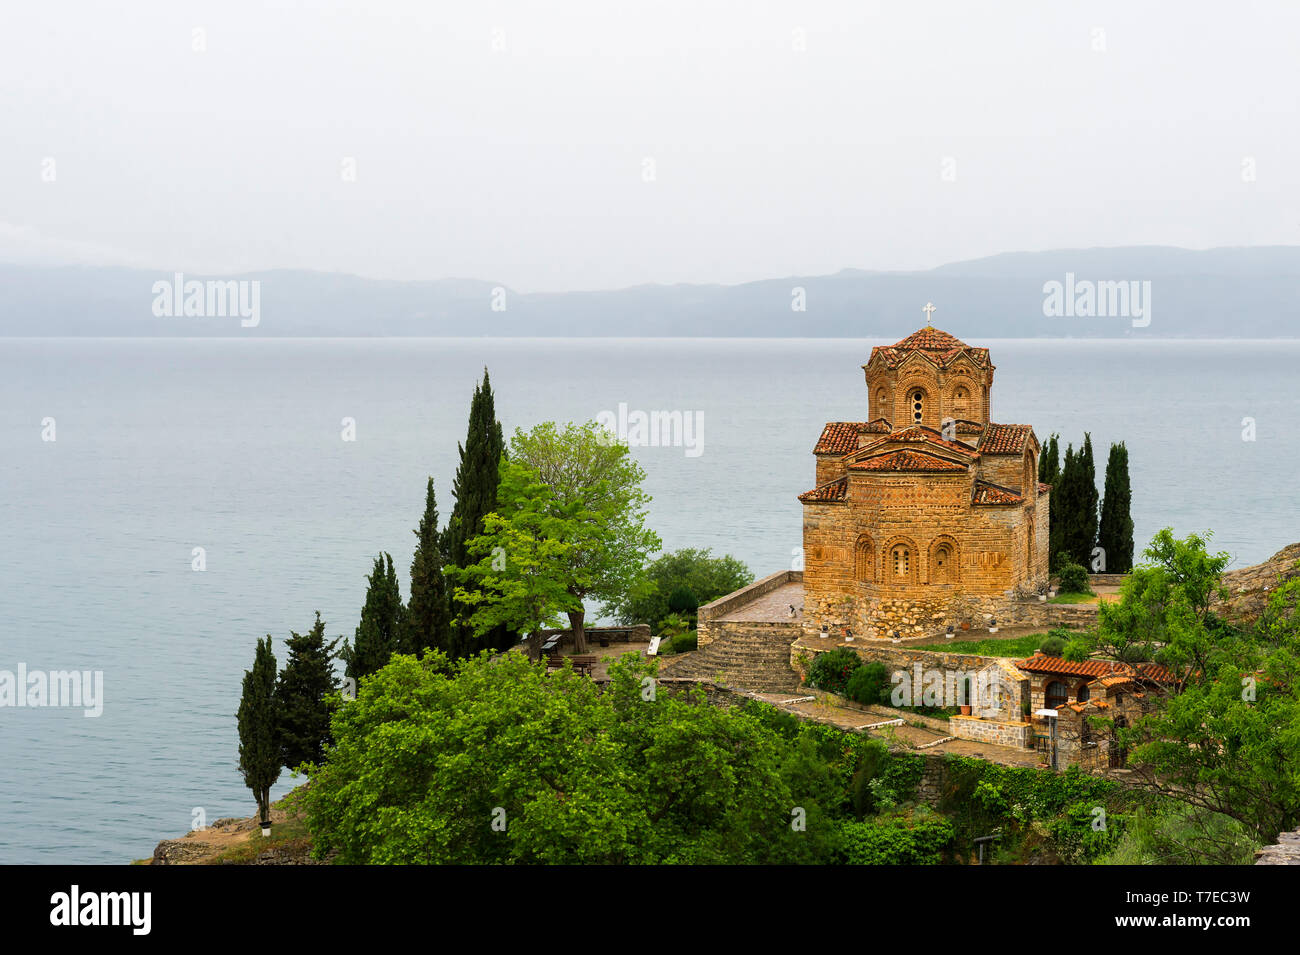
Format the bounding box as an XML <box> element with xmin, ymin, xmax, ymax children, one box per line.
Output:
<box><xmin>669</xmin><ymin>631</ymin><xmax>697</xmax><ymax>654</ymax></box>
<box><xmin>807</xmin><ymin>647</ymin><xmax>862</xmax><ymax>696</ymax></box>
<box><xmin>1038</xmin><ymin>634</ymin><xmax>1066</xmax><ymax>657</ymax></box>
<box><xmin>846</xmin><ymin>662</ymin><xmax>889</xmax><ymax>706</ymax></box>
<box><xmin>838</xmin><ymin>811</ymin><xmax>954</xmax><ymax>865</ymax></box>
<box><xmin>1063</xmin><ymin>639</ymin><xmax>1092</xmax><ymax>662</ymax></box>
<box><xmin>1056</xmin><ymin>558</ymin><xmax>1091</xmax><ymax>595</ymax></box>
<box><xmin>667</xmin><ymin>585</ymin><xmax>698</xmax><ymax>616</ymax></box>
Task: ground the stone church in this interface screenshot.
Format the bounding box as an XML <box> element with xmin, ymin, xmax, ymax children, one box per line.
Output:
<box><xmin>799</xmin><ymin>325</ymin><xmax>1050</xmax><ymax>637</ymax></box>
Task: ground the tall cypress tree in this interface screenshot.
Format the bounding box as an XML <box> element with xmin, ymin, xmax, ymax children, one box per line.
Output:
<box><xmin>1052</xmin><ymin>443</ymin><xmax>1077</xmax><ymax>571</ymax></box>
<box><xmin>444</xmin><ymin>369</ymin><xmax>509</xmax><ymax>658</ymax></box>
<box><xmin>276</xmin><ymin>612</ymin><xmax>340</xmax><ymax>771</ymax></box>
<box><xmin>1038</xmin><ymin>433</ymin><xmax>1059</xmax><ymax>484</ymax></box>
<box><xmin>1098</xmin><ymin>441</ymin><xmax>1135</xmax><ymax>573</ymax></box>
<box><xmin>1079</xmin><ymin>433</ymin><xmax>1100</xmax><ymax>569</ymax></box>
<box><xmin>405</xmin><ymin>477</ymin><xmax>452</xmax><ymax>656</ymax></box>
<box><xmin>341</xmin><ymin>553</ymin><xmax>404</xmax><ymax>682</ymax></box>
<box><xmin>237</xmin><ymin>635</ymin><xmax>281</xmax><ymax>823</ymax></box>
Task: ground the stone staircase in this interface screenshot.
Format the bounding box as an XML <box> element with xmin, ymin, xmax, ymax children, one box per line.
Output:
<box><xmin>658</xmin><ymin>627</ymin><xmax>802</xmax><ymax>693</ymax></box>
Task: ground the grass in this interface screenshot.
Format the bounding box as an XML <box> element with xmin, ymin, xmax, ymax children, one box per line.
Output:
<box><xmin>204</xmin><ymin>811</ymin><xmax>313</xmax><ymax>865</ymax></box>
<box><xmin>1048</xmin><ymin>591</ymin><xmax>1098</xmax><ymax>604</ymax></box>
<box><xmin>912</xmin><ymin>633</ymin><xmax>1049</xmax><ymax>657</ymax></box>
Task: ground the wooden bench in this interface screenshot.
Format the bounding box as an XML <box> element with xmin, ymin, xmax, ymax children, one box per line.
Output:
<box><xmin>569</xmin><ymin>655</ymin><xmax>597</xmax><ymax>676</ymax></box>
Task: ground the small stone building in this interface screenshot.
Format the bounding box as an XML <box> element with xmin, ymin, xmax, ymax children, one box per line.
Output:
<box><xmin>800</xmin><ymin>327</ymin><xmax>1050</xmax><ymax>638</ymax></box>
<box><xmin>1015</xmin><ymin>654</ymin><xmax>1175</xmax><ymax>770</ymax></box>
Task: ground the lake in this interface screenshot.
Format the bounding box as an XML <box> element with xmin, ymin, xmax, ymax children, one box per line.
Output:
<box><xmin>1</xmin><ymin>336</ymin><xmax>1297</xmax><ymax>863</ymax></box>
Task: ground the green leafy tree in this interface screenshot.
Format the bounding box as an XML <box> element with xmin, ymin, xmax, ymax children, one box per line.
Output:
<box><xmin>444</xmin><ymin>369</ymin><xmax>509</xmax><ymax>658</ymax></box>
<box><xmin>341</xmin><ymin>553</ymin><xmax>404</xmax><ymax>683</ymax></box>
<box><xmin>606</xmin><ymin>547</ymin><xmax>753</xmax><ymax>633</ymax></box>
<box><xmin>302</xmin><ymin>650</ymin><xmax>839</xmax><ymax>864</ymax></box>
<box><xmin>508</xmin><ymin>421</ymin><xmax>661</xmax><ymax>653</ymax></box>
<box><xmin>276</xmin><ymin>612</ymin><xmax>340</xmax><ymax>771</ymax></box>
<box><xmin>447</xmin><ymin>459</ymin><xmax>579</xmax><ymax>660</ymax></box>
<box><xmin>404</xmin><ymin>477</ymin><xmax>453</xmax><ymax>656</ymax></box>
<box><xmin>237</xmin><ymin>636</ymin><xmax>281</xmax><ymax>822</ymax></box>
<box><xmin>1114</xmin><ymin>530</ymin><xmax>1300</xmax><ymax>844</ymax></box>
<box><xmin>1098</xmin><ymin>441</ymin><xmax>1135</xmax><ymax>573</ymax></box>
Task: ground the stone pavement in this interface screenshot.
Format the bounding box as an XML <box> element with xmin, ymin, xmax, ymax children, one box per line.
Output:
<box><xmin>716</xmin><ymin>581</ymin><xmax>805</xmax><ymax>622</ymax></box>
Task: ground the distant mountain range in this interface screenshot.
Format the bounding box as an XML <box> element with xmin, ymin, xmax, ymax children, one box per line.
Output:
<box><xmin>3</xmin><ymin>246</ymin><xmax>1298</xmax><ymax>338</ymax></box>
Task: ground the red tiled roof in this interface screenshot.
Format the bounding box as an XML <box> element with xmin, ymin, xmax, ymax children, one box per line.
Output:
<box><xmin>850</xmin><ymin>450</ymin><xmax>968</xmax><ymax>472</ymax></box>
<box><xmin>954</xmin><ymin>419</ymin><xmax>985</xmax><ymax>434</ymax></box>
<box><xmin>979</xmin><ymin>423</ymin><xmax>1034</xmax><ymax>455</ymax></box>
<box><xmin>798</xmin><ymin>477</ymin><xmax>848</xmax><ymax>503</ymax></box>
<box><xmin>892</xmin><ymin>327</ymin><xmax>968</xmax><ymax>351</ymax></box>
<box><xmin>867</xmin><ymin>330</ymin><xmax>993</xmax><ymax>371</ymax></box>
<box><xmin>1061</xmin><ymin>699</ymin><xmax>1111</xmax><ymax>713</ymax></box>
<box><xmin>1015</xmin><ymin>654</ymin><xmax>1179</xmax><ymax>684</ymax></box>
<box><xmin>864</xmin><ymin>417</ymin><xmax>892</xmax><ymax>433</ymax></box>
<box><xmin>814</xmin><ymin>422</ymin><xmax>866</xmax><ymax>455</ymax></box>
<box><xmin>972</xmin><ymin>480</ymin><xmax>1024</xmax><ymax>506</ymax></box>
<box><xmin>878</xmin><ymin>425</ymin><xmax>981</xmax><ymax>458</ymax></box>
<box><xmin>1038</xmin><ymin>481</ymin><xmax>1051</xmax><ymax>495</ymax></box>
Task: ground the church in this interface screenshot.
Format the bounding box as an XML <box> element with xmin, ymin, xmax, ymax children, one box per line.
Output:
<box><xmin>799</xmin><ymin>321</ymin><xmax>1050</xmax><ymax>638</ymax></box>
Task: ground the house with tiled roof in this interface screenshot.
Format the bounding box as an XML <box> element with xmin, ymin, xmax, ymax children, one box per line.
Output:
<box><xmin>801</xmin><ymin>324</ymin><xmax>1050</xmax><ymax>638</ymax></box>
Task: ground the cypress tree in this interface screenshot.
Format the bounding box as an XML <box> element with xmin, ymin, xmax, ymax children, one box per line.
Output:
<box><xmin>444</xmin><ymin>369</ymin><xmax>510</xmax><ymax>657</ymax></box>
<box><xmin>405</xmin><ymin>477</ymin><xmax>453</xmax><ymax>656</ymax></box>
<box><xmin>1098</xmin><ymin>441</ymin><xmax>1135</xmax><ymax>573</ymax></box>
<box><xmin>1039</xmin><ymin>433</ymin><xmax>1059</xmax><ymax>484</ymax></box>
<box><xmin>342</xmin><ymin>553</ymin><xmax>404</xmax><ymax>682</ymax></box>
<box><xmin>237</xmin><ymin>635</ymin><xmax>281</xmax><ymax>823</ymax></box>
<box><xmin>1052</xmin><ymin>443</ymin><xmax>1077</xmax><ymax>571</ymax></box>
<box><xmin>276</xmin><ymin>612</ymin><xmax>340</xmax><ymax>771</ymax></box>
<box><xmin>1079</xmin><ymin>433</ymin><xmax>1100</xmax><ymax>569</ymax></box>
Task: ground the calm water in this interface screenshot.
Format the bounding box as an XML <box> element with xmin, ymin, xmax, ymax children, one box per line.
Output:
<box><xmin>2</xmin><ymin>336</ymin><xmax>1298</xmax><ymax>864</ymax></box>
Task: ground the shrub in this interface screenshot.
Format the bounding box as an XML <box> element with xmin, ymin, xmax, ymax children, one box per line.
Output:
<box><xmin>667</xmin><ymin>585</ymin><xmax>699</xmax><ymax>616</ymax></box>
<box><xmin>1038</xmin><ymin>634</ymin><xmax>1066</xmax><ymax>657</ymax></box>
<box><xmin>846</xmin><ymin>662</ymin><xmax>889</xmax><ymax>706</ymax></box>
<box><xmin>670</xmin><ymin>631</ymin><xmax>697</xmax><ymax>654</ymax></box>
<box><xmin>807</xmin><ymin>647</ymin><xmax>862</xmax><ymax>696</ymax></box>
<box><xmin>1056</xmin><ymin>559</ymin><xmax>1091</xmax><ymax>595</ymax></box>
<box><xmin>1063</xmin><ymin>639</ymin><xmax>1092</xmax><ymax>662</ymax></box>
<box><xmin>838</xmin><ymin>811</ymin><xmax>954</xmax><ymax>865</ymax></box>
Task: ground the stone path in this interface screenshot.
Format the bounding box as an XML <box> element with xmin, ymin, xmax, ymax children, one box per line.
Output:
<box><xmin>750</xmin><ymin>690</ymin><xmax>1044</xmax><ymax>769</ymax></box>
<box><xmin>716</xmin><ymin>581</ymin><xmax>805</xmax><ymax>622</ymax></box>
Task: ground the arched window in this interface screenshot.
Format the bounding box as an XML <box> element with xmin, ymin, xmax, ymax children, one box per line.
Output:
<box><xmin>1077</xmin><ymin>682</ymin><xmax>1091</xmax><ymax>702</ymax></box>
<box><xmin>1044</xmin><ymin>681</ymin><xmax>1069</xmax><ymax>710</ymax></box>
<box><xmin>910</xmin><ymin>389</ymin><xmax>924</xmax><ymax>424</ymax></box>
<box><xmin>891</xmin><ymin>545</ymin><xmax>911</xmax><ymax>579</ymax></box>
<box><xmin>951</xmin><ymin>386</ymin><xmax>969</xmax><ymax>420</ymax></box>
<box><xmin>932</xmin><ymin>544</ymin><xmax>954</xmax><ymax>583</ymax></box>
<box><xmin>854</xmin><ymin>535</ymin><xmax>874</xmax><ymax>582</ymax></box>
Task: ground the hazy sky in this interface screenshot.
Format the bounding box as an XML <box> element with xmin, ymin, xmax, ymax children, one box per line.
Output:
<box><xmin>2</xmin><ymin>1</ymin><xmax>1297</xmax><ymax>292</ymax></box>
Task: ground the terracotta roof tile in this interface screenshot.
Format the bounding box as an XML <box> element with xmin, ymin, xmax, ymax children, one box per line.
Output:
<box><xmin>1038</xmin><ymin>481</ymin><xmax>1051</xmax><ymax>495</ymax></box>
<box><xmin>980</xmin><ymin>423</ymin><xmax>1034</xmax><ymax>455</ymax></box>
<box><xmin>954</xmin><ymin>419</ymin><xmax>985</xmax><ymax>434</ymax></box>
<box><xmin>972</xmin><ymin>480</ymin><xmax>1024</xmax><ymax>506</ymax></box>
<box><xmin>864</xmin><ymin>417</ymin><xmax>892</xmax><ymax>433</ymax></box>
<box><xmin>866</xmin><ymin>329</ymin><xmax>993</xmax><ymax>371</ymax></box>
<box><xmin>1015</xmin><ymin>654</ymin><xmax>1179</xmax><ymax>684</ymax></box>
<box><xmin>850</xmin><ymin>449</ymin><xmax>968</xmax><ymax>473</ymax></box>
<box><xmin>814</xmin><ymin>422</ymin><xmax>866</xmax><ymax>455</ymax></box>
<box><xmin>881</xmin><ymin>426</ymin><xmax>981</xmax><ymax>458</ymax></box>
<box><xmin>892</xmin><ymin>327</ymin><xmax>969</xmax><ymax>351</ymax></box>
<box><xmin>798</xmin><ymin>477</ymin><xmax>848</xmax><ymax>503</ymax></box>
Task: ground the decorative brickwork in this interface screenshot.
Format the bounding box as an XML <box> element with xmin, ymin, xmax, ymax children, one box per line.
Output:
<box><xmin>801</xmin><ymin>328</ymin><xmax>1050</xmax><ymax>638</ymax></box>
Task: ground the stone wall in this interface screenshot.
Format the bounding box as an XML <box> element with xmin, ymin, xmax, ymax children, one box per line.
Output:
<box><xmin>696</xmin><ymin>569</ymin><xmax>801</xmax><ymax>648</ymax></box>
<box><xmin>949</xmin><ymin>714</ymin><xmax>1031</xmax><ymax>748</ymax></box>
